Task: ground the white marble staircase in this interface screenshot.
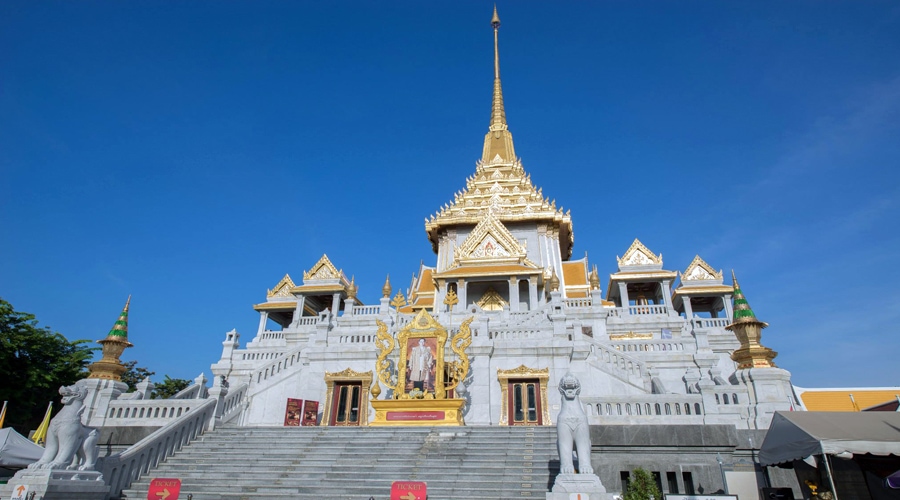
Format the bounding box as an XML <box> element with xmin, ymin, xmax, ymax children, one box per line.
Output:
<box><xmin>120</xmin><ymin>425</ymin><xmax>560</xmax><ymax>500</ymax></box>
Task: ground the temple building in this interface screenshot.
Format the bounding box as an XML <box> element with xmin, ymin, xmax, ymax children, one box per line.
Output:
<box><xmin>208</xmin><ymin>7</ymin><xmax>795</xmax><ymax>433</ymax></box>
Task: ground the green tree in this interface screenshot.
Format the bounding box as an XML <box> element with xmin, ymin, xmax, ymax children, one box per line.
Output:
<box><xmin>0</xmin><ymin>298</ymin><xmax>97</xmax><ymax>433</ymax></box>
<box><xmin>151</xmin><ymin>375</ymin><xmax>191</xmax><ymax>399</ymax></box>
<box><xmin>120</xmin><ymin>360</ymin><xmax>155</xmax><ymax>391</ymax></box>
<box><xmin>624</xmin><ymin>467</ymin><xmax>662</xmax><ymax>500</ymax></box>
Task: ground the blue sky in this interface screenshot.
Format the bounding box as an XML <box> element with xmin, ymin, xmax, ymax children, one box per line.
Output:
<box><xmin>2</xmin><ymin>2</ymin><xmax>898</xmax><ymax>388</ymax></box>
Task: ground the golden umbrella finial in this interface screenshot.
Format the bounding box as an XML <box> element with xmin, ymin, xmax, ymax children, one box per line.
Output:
<box><xmin>382</xmin><ymin>275</ymin><xmax>392</xmax><ymax>298</ymax></box>
<box><xmin>549</xmin><ymin>267</ymin><xmax>560</xmax><ymax>292</ymax></box>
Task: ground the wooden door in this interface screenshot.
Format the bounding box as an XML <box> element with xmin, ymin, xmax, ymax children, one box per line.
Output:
<box><xmin>329</xmin><ymin>382</ymin><xmax>362</xmax><ymax>426</ymax></box>
<box><xmin>507</xmin><ymin>379</ymin><xmax>542</xmax><ymax>426</ymax></box>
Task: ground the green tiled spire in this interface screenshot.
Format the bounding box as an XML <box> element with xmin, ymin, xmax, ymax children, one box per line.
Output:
<box><xmin>730</xmin><ymin>270</ymin><xmax>767</xmax><ymax>327</ymax></box>
<box><xmin>106</xmin><ymin>295</ymin><xmax>130</xmax><ymax>339</ymax></box>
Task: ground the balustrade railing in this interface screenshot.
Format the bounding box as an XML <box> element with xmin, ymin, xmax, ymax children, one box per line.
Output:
<box><xmin>297</xmin><ymin>316</ymin><xmax>318</xmax><ymax>326</ymax></box>
<box><xmin>626</xmin><ymin>304</ymin><xmax>668</xmax><ymax>315</ymax></box>
<box><xmin>332</xmin><ymin>333</ymin><xmax>375</xmax><ymax>344</ymax></box>
<box><xmin>258</xmin><ymin>331</ymin><xmax>285</xmax><ymax>341</ymax></box>
<box><xmin>693</xmin><ymin>317</ymin><xmax>730</xmax><ymax>328</ymax></box>
<box><xmin>588</xmin><ymin>342</ymin><xmax>647</xmax><ymax>386</ymax></box>
<box><xmin>611</xmin><ymin>340</ymin><xmax>686</xmax><ymax>353</ymax></box>
<box><xmin>217</xmin><ymin>382</ymin><xmax>248</xmax><ymax>425</ymax></box>
<box><xmin>100</xmin><ymin>398</ymin><xmax>216</xmax><ymax>498</ymax></box>
<box><xmin>488</xmin><ymin>328</ymin><xmax>549</xmax><ymax>340</ymax></box>
<box><xmin>564</xmin><ymin>298</ymin><xmax>592</xmax><ymax>309</ymax></box>
<box><xmin>238</xmin><ymin>349</ymin><xmax>285</xmax><ymax>361</ymax></box>
<box><xmin>351</xmin><ymin>305</ymin><xmax>380</xmax><ymax>316</ymax></box>
<box><xmin>581</xmin><ymin>395</ymin><xmax>704</xmax><ymax>421</ymax></box>
<box><xmin>104</xmin><ymin>399</ymin><xmax>209</xmax><ymax>427</ymax></box>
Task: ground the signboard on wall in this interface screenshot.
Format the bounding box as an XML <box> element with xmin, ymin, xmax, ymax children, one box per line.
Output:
<box><xmin>284</xmin><ymin>398</ymin><xmax>303</xmax><ymax>426</ymax></box>
<box><xmin>301</xmin><ymin>400</ymin><xmax>319</xmax><ymax>426</ymax></box>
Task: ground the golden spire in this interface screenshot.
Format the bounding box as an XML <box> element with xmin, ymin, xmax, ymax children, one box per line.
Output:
<box><xmin>726</xmin><ymin>270</ymin><xmax>777</xmax><ymax>369</ymax></box>
<box><xmin>549</xmin><ymin>267</ymin><xmax>560</xmax><ymax>292</ymax></box>
<box><xmin>382</xmin><ymin>275</ymin><xmax>392</xmax><ymax>298</ymax></box>
<box><xmin>88</xmin><ymin>296</ymin><xmax>135</xmax><ymax>381</ymax></box>
<box><xmin>482</xmin><ymin>5</ymin><xmax>516</xmax><ymax>164</ymax></box>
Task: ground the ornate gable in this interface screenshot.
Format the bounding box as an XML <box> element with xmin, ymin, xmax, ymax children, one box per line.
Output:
<box><xmin>303</xmin><ymin>254</ymin><xmax>343</xmax><ymax>282</ymax></box>
<box><xmin>617</xmin><ymin>239</ymin><xmax>662</xmax><ymax>267</ymax></box>
<box><xmin>267</xmin><ymin>274</ymin><xmax>296</xmax><ymax>298</ymax></box>
<box><xmin>454</xmin><ymin>211</ymin><xmax>531</xmax><ymax>266</ymax></box>
<box><xmin>682</xmin><ymin>255</ymin><xmax>723</xmax><ymax>282</ymax></box>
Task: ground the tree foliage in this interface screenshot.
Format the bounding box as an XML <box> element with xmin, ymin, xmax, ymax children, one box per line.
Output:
<box><xmin>624</xmin><ymin>467</ymin><xmax>663</xmax><ymax>500</ymax></box>
<box><xmin>0</xmin><ymin>298</ymin><xmax>97</xmax><ymax>433</ymax></box>
<box><xmin>152</xmin><ymin>375</ymin><xmax>191</xmax><ymax>399</ymax></box>
<box><xmin>120</xmin><ymin>360</ymin><xmax>155</xmax><ymax>391</ymax></box>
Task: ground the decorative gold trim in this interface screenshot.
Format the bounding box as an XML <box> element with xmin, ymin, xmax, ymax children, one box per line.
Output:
<box><xmin>681</xmin><ymin>255</ymin><xmax>723</xmax><ymax>281</ymax></box>
<box><xmin>370</xmin><ymin>398</ymin><xmax>465</xmax><ymax>426</ymax></box>
<box><xmin>303</xmin><ymin>254</ymin><xmax>345</xmax><ymax>283</ymax></box>
<box><xmin>397</xmin><ymin>309</ymin><xmax>449</xmax><ymax>399</ymax></box>
<box><xmin>322</xmin><ymin>368</ymin><xmax>373</xmax><ymax>427</ymax></box>
<box><xmin>477</xmin><ymin>287</ymin><xmax>508</xmax><ymax>311</ymax></box>
<box><xmin>609</xmin><ymin>331</ymin><xmax>653</xmax><ymax>340</ymax></box>
<box><xmin>496</xmin><ymin>365</ymin><xmax>551</xmax><ymax>426</ymax></box>
<box><xmin>253</xmin><ymin>301</ymin><xmax>298</xmax><ymax>311</ymax></box>
<box><xmin>616</xmin><ymin>238</ymin><xmax>662</xmax><ymax>266</ymax></box>
<box><xmin>454</xmin><ymin>211</ymin><xmax>528</xmax><ymax>266</ymax></box>
<box><xmin>267</xmin><ymin>274</ymin><xmax>296</xmax><ymax>298</ymax></box>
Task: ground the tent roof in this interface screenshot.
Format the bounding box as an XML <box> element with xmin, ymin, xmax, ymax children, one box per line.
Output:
<box><xmin>759</xmin><ymin>411</ymin><xmax>900</xmax><ymax>466</ymax></box>
<box><xmin>0</xmin><ymin>428</ymin><xmax>44</xmax><ymax>468</ymax></box>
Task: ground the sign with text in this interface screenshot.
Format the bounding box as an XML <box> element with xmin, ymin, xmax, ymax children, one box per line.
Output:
<box><xmin>391</xmin><ymin>480</ymin><xmax>427</xmax><ymax>500</ymax></box>
<box><xmin>10</xmin><ymin>484</ymin><xmax>28</xmax><ymax>500</ymax></box>
<box><xmin>301</xmin><ymin>400</ymin><xmax>319</xmax><ymax>426</ymax></box>
<box><xmin>147</xmin><ymin>477</ymin><xmax>181</xmax><ymax>500</ymax></box>
<box><xmin>666</xmin><ymin>496</ymin><xmax>738</xmax><ymax>500</ymax></box>
<box><xmin>284</xmin><ymin>398</ymin><xmax>303</xmax><ymax>426</ymax></box>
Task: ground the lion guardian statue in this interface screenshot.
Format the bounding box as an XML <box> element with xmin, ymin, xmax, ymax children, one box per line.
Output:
<box><xmin>28</xmin><ymin>383</ymin><xmax>100</xmax><ymax>471</ymax></box>
<box><xmin>556</xmin><ymin>372</ymin><xmax>594</xmax><ymax>475</ymax></box>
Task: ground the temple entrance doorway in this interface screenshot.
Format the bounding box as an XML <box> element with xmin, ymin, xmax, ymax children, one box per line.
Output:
<box><xmin>330</xmin><ymin>382</ymin><xmax>362</xmax><ymax>426</ymax></box>
<box><xmin>323</xmin><ymin>368</ymin><xmax>372</xmax><ymax>427</ymax></box>
<box><xmin>497</xmin><ymin>365</ymin><xmax>551</xmax><ymax>426</ymax></box>
<box><xmin>508</xmin><ymin>379</ymin><xmax>542</xmax><ymax>426</ymax></box>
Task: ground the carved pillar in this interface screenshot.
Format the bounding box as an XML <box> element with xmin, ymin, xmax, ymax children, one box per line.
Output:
<box><xmin>723</xmin><ymin>293</ymin><xmax>734</xmax><ymax>320</ymax></box>
<box><xmin>343</xmin><ymin>297</ymin><xmax>355</xmax><ymax>316</ymax></box>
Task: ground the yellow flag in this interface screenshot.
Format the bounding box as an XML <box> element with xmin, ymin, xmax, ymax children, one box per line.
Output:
<box><xmin>0</xmin><ymin>401</ymin><xmax>7</xmax><ymax>428</ymax></box>
<box><xmin>31</xmin><ymin>402</ymin><xmax>53</xmax><ymax>445</ymax></box>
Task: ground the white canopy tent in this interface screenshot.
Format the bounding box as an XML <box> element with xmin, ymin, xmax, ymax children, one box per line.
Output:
<box><xmin>759</xmin><ymin>411</ymin><xmax>900</xmax><ymax>466</ymax></box>
<box><xmin>0</xmin><ymin>428</ymin><xmax>43</xmax><ymax>468</ymax></box>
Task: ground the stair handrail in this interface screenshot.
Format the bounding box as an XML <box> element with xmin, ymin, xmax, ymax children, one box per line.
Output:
<box><xmin>99</xmin><ymin>397</ymin><xmax>217</xmax><ymax>498</ymax></box>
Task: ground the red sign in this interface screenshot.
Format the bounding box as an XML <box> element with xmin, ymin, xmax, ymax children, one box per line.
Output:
<box><xmin>147</xmin><ymin>478</ymin><xmax>181</xmax><ymax>500</ymax></box>
<box><xmin>391</xmin><ymin>481</ymin><xmax>427</xmax><ymax>500</ymax></box>
<box><xmin>301</xmin><ymin>400</ymin><xmax>319</xmax><ymax>426</ymax></box>
<box><xmin>284</xmin><ymin>398</ymin><xmax>303</xmax><ymax>426</ymax></box>
<box><xmin>386</xmin><ymin>411</ymin><xmax>444</xmax><ymax>421</ymax></box>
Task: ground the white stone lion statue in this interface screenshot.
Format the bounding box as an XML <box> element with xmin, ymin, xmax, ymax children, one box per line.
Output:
<box><xmin>28</xmin><ymin>383</ymin><xmax>100</xmax><ymax>471</ymax></box>
<box><xmin>557</xmin><ymin>372</ymin><xmax>594</xmax><ymax>475</ymax></box>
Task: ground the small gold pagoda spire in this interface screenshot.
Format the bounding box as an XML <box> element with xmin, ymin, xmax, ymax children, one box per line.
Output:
<box><xmin>88</xmin><ymin>296</ymin><xmax>135</xmax><ymax>381</ymax></box>
<box><xmin>482</xmin><ymin>5</ymin><xmax>516</xmax><ymax>164</ymax></box>
<box><xmin>726</xmin><ymin>270</ymin><xmax>777</xmax><ymax>369</ymax></box>
<box><xmin>589</xmin><ymin>265</ymin><xmax>601</xmax><ymax>290</ymax></box>
<box><xmin>548</xmin><ymin>267</ymin><xmax>560</xmax><ymax>292</ymax></box>
<box><xmin>382</xmin><ymin>275</ymin><xmax>392</xmax><ymax>298</ymax></box>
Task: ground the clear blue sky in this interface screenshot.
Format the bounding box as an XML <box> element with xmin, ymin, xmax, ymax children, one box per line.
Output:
<box><xmin>2</xmin><ymin>2</ymin><xmax>898</xmax><ymax>388</ymax></box>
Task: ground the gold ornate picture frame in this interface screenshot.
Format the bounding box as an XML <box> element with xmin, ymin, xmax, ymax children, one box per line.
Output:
<box><xmin>397</xmin><ymin>310</ymin><xmax>449</xmax><ymax>397</ymax></box>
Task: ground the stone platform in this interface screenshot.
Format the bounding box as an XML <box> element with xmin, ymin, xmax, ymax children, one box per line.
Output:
<box><xmin>0</xmin><ymin>468</ymin><xmax>109</xmax><ymax>500</ymax></box>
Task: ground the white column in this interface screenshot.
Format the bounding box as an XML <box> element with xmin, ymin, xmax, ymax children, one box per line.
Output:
<box><xmin>723</xmin><ymin>294</ymin><xmax>734</xmax><ymax>320</ymax></box>
<box><xmin>661</xmin><ymin>279</ymin><xmax>675</xmax><ymax>316</ymax></box>
<box><xmin>617</xmin><ymin>282</ymin><xmax>630</xmax><ymax>315</ymax></box>
<box><xmin>508</xmin><ymin>277</ymin><xmax>520</xmax><ymax>312</ymax></box>
<box><xmin>291</xmin><ymin>296</ymin><xmax>306</xmax><ymax>326</ymax></box>
<box><xmin>331</xmin><ymin>292</ymin><xmax>341</xmax><ymax>317</ymax></box>
<box><xmin>257</xmin><ymin>311</ymin><xmax>268</xmax><ymax>335</ymax></box>
<box><xmin>683</xmin><ymin>296</ymin><xmax>694</xmax><ymax>319</ymax></box>
<box><xmin>457</xmin><ymin>279</ymin><xmax>467</xmax><ymax>312</ymax></box>
<box><xmin>529</xmin><ymin>277</ymin><xmax>538</xmax><ymax>309</ymax></box>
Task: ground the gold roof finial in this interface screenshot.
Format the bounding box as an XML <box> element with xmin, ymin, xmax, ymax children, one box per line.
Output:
<box><xmin>483</xmin><ymin>5</ymin><xmax>516</xmax><ymax>164</ymax></box>
<box><xmin>382</xmin><ymin>275</ymin><xmax>392</xmax><ymax>298</ymax></box>
<box><xmin>589</xmin><ymin>265</ymin><xmax>601</xmax><ymax>290</ymax></box>
<box><xmin>88</xmin><ymin>296</ymin><xmax>135</xmax><ymax>381</ymax></box>
<box><xmin>726</xmin><ymin>270</ymin><xmax>777</xmax><ymax>369</ymax></box>
<box><xmin>549</xmin><ymin>267</ymin><xmax>560</xmax><ymax>292</ymax></box>
<box><xmin>348</xmin><ymin>276</ymin><xmax>358</xmax><ymax>300</ymax></box>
